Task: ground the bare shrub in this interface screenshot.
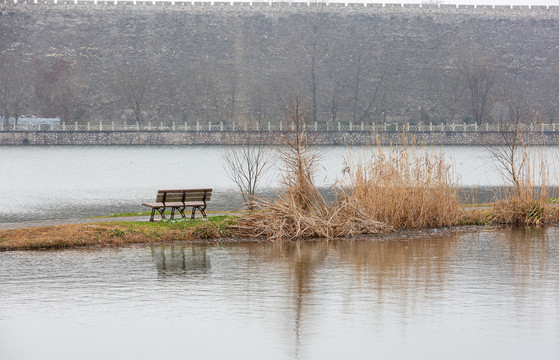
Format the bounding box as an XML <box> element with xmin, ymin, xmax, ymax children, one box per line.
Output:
<box><xmin>222</xmin><ymin>139</ymin><xmax>272</xmax><ymax>211</ymax></box>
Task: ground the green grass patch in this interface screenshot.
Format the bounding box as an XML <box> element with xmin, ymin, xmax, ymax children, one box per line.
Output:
<box><xmin>108</xmin><ymin>215</ymin><xmax>236</xmax><ymax>229</ymax></box>
<box><xmin>91</xmin><ymin>210</ymin><xmax>162</xmax><ymax>218</ymax></box>
<box><xmin>100</xmin><ymin>215</ymin><xmax>239</xmax><ymax>241</ymax></box>
<box><xmin>93</xmin><ymin>210</ymin><xmax>236</xmax><ymax>218</ymax></box>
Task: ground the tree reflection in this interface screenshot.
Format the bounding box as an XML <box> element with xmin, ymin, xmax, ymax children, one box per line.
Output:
<box><xmin>145</xmin><ymin>230</ymin><xmax>556</xmax><ymax>358</ymax></box>
<box><xmin>504</xmin><ymin>227</ymin><xmax>550</xmax><ymax>286</ymax></box>
<box><xmin>251</xmin><ymin>236</ymin><xmax>459</xmax><ymax>358</ymax></box>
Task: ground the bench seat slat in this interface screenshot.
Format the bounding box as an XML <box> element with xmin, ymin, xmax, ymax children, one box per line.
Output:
<box><xmin>158</xmin><ymin>189</ymin><xmax>213</xmax><ymax>193</ymax></box>
<box><xmin>155</xmin><ymin>194</ymin><xmax>212</xmax><ymax>199</ymax></box>
<box><xmin>143</xmin><ymin>201</ymin><xmax>205</xmax><ymax>208</ymax></box>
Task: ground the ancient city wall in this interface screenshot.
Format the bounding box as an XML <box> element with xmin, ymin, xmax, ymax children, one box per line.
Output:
<box><xmin>2</xmin><ymin>0</ymin><xmax>559</xmax><ymax>128</ymax></box>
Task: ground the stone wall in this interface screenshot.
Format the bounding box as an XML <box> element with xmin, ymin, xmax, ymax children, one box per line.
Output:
<box><xmin>1</xmin><ymin>130</ymin><xmax>557</xmax><ymax>145</ymax></box>
<box><xmin>2</xmin><ymin>0</ymin><xmax>559</xmax><ymax>125</ymax></box>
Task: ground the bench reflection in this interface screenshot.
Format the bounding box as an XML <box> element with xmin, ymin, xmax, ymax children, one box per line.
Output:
<box><xmin>151</xmin><ymin>245</ymin><xmax>211</xmax><ymax>277</ymax></box>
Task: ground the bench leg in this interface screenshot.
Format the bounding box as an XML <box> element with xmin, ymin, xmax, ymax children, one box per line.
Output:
<box><xmin>170</xmin><ymin>207</ymin><xmax>175</xmax><ymax>220</ymax></box>
<box><xmin>157</xmin><ymin>208</ymin><xmax>166</xmax><ymax>220</ymax></box>
<box><xmin>178</xmin><ymin>206</ymin><xmax>187</xmax><ymax>219</ymax></box>
<box><xmin>190</xmin><ymin>207</ymin><xmax>207</xmax><ymax>220</ymax></box>
<box><xmin>149</xmin><ymin>208</ymin><xmax>166</xmax><ymax>222</ymax></box>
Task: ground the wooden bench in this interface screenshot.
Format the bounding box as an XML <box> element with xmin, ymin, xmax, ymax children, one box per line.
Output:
<box><xmin>142</xmin><ymin>189</ymin><xmax>212</xmax><ymax>222</ymax></box>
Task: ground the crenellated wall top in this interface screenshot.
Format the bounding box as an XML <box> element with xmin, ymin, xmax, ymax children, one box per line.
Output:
<box><xmin>1</xmin><ymin>0</ymin><xmax>558</xmax><ymax>14</ymax></box>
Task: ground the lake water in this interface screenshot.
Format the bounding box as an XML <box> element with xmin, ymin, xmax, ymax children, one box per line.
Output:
<box><xmin>2</xmin><ymin>145</ymin><xmax>558</xmax><ymax>223</ymax></box>
<box><xmin>1</xmin><ymin>228</ymin><xmax>558</xmax><ymax>359</ymax></box>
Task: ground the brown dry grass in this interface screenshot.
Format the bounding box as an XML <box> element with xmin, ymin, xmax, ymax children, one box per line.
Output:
<box><xmin>234</xmin><ymin>97</ymin><xmax>391</xmax><ymax>240</ymax></box>
<box><xmin>339</xmin><ymin>139</ymin><xmax>463</xmax><ymax>230</ymax></box>
<box><xmin>489</xmin><ymin>133</ymin><xmax>559</xmax><ymax>227</ymax></box>
<box><xmin>234</xmin><ymin>194</ymin><xmax>390</xmax><ymax>241</ymax></box>
<box><xmin>0</xmin><ymin>224</ymin><xmax>153</xmax><ymax>250</ymax></box>
<box><xmin>234</xmin><ymin>99</ymin><xmax>458</xmax><ymax>240</ymax></box>
<box><xmin>0</xmin><ymin>217</ymin><xmax>235</xmax><ymax>251</ymax></box>
<box><xmin>490</xmin><ymin>156</ymin><xmax>559</xmax><ymax>226</ymax></box>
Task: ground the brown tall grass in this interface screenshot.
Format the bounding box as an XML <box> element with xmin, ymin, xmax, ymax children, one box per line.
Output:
<box><xmin>485</xmin><ymin>108</ymin><xmax>559</xmax><ymax>226</ymax></box>
<box><xmin>234</xmin><ymin>96</ymin><xmax>389</xmax><ymax>240</ymax></box>
<box><xmin>490</xmin><ymin>145</ymin><xmax>559</xmax><ymax>226</ymax></box>
<box><xmin>339</xmin><ymin>137</ymin><xmax>462</xmax><ymax>229</ymax></box>
<box><xmin>234</xmin><ymin>98</ymin><xmax>461</xmax><ymax>240</ymax></box>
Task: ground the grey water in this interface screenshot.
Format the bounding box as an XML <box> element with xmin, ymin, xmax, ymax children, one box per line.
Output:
<box><xmin>2</xmin><ymin>145</ymin><xmax>558</xmax><ymax>223</ymax></box>
<box><xmin>1</xmin><ymin>228</ymin><xmax>558</xmax><ymax>359</ymax></box>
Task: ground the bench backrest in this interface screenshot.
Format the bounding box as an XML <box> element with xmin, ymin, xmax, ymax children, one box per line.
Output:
<box><xmin>156</xmin><ymin>189</ymin><xmax>212</xmax><ymax>203</ymax></box>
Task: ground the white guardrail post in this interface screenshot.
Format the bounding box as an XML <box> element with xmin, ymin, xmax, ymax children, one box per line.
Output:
<box><xmin>8</xmin><ymin>121</ymin><xmax>559</xmax><ymax>133</ymax></box>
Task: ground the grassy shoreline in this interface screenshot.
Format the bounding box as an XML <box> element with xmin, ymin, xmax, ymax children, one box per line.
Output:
<box><xmin>0</xmin><ymin>215</ymin><xmax>239</xmax><ymax>251</ymax></box>
<box><xmin>0</xmin><ymin>206</ymin><xmax>542</xmax><ymax>252</ymax></box>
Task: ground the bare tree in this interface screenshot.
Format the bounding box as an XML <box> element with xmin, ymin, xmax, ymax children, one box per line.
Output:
<box><xmin>459</xmin><ymin>50</ymin><xmax>496</xmax><ymax>126</ymax></box>
<box><xmin>111</xmin><ymin>62</ymin><xmax>158</xmax><ymax>126</ymax></box>
<box><xmin>189</xmin><ymin>59</ymin><xmax>228</xmax><ymax>123</ymax></box>
<box><xmin>225</xmin><ymin>68</ymin><xmax>240</xmax><ymax>122</ymax></box>
<box><xmin>280</xmin><ymin>94</ymin><xmax>324</xmax><ymax>211</ymax></box>
<box><xmin>323</xmin><ymin>56</ymin><xmax>347</xmax><ymax>123</ymax></box>
<box><xmin>431</xmin><ymin>70</ymin><xmax>467</xmax><ymax>123</ymax></box>
<box><xmin>548</xmin><ymin>63</ymin><xmax>559</xmax><ymax>122</ymax></box>
<box><xmin>0</xmin><ymin>57</ymin><xmax>32</xmax><ymax>129</ymax></box>
<box><xmin>289</xmin><ymin>4</ymin><xmax>333</xmax><ymax>124</ymax></box>
<box><xmin>222</xmin><ymin>136</ymin><xmax>272</xmax><ymax>211</ymax></box>
<box><xmin>347</xmin><ymin>44</ymin><xmax>395</xmax><ymax>124</ymax></box>
<box><xmin>33</xmin><ymin>58</ymin><xmax>84</xmax><ymax>124</ymax></box>
<box><xmin>486</xmin><ymin>83</ymin><xmax>531</xmax><ymax>190</ymax></box>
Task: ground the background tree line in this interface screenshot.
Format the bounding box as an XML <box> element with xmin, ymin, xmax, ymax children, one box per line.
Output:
<box><xmin>1</xmin><ymin>5</ymin><xmax>559</xmax><ymax>128</ymax></box>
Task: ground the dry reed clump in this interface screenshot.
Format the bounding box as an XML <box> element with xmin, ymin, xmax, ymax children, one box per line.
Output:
<box><xmin>486</xmin><ymin>115</ymin><xmax>559</xmax><ymax>227</ymax></box>
<box><xmin>236</xmin><ymin>192</ymin><xmax>390</xmax><ymax>241</ymax></box>
<box><xmin>233</xmin><ymin>97</ymin><xmax>464</xmax><ymax>240</ymax></box>
<box><xmin>339</xmin><ymin>141</ymin><xmax>463</xmax><ymax>229</ymax></box>
<box><xmin>491</xmin><ymin>195</ymin><xmax>550</xmax><ymax>227</ymax></box>
<box><xmin>490</xmin><ymin>148</ymin><xmax>558</xmax><ymax>226</ymax></box>
<box><xmin>233</xmin><ymin>96</ymin><xmax>388</xmax><ymax>240</ymax></box>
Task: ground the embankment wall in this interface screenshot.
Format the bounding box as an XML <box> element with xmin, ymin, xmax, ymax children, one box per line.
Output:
<box><xmin>1</xmin><ymin>130</ymin><xmax>557</xmax><ymax>145</ymax></box>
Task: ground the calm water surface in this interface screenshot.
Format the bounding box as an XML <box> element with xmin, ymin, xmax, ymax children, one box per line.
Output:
<box><xmin>1</xmin><ymin>228</ymin><xmax>558</xmax><ymax>359</ymax></box>
<box><xmin>2</xmin><ymin>145</ymin><xmax>557</xmax><ymax>223</ymax></box>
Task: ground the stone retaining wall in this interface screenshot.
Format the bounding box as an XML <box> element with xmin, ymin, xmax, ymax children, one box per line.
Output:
<box><xmin>1</xmin><ymin>130</ymin><xmax>557</xmax><ymax>145</ymax></box>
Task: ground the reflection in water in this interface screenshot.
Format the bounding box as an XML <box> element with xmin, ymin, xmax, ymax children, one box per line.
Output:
<box><xmin>150</xmin><ymin>245</ymin><xmax>211</xmax><ymax>277</ymax></box>
<box><xmin>246</xmin><ymin>237</ymin><xmax>459</xmax><ymax>358</ymax></box>
<box><xmin>1</xmin><ymin>229</ymin><xmax>558</xmax><ymax>360</ymax></box>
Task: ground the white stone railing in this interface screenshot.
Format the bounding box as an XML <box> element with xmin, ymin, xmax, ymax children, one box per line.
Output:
<box><xmin>2</xmin><ymin>121</ymin><xmax>558</xmax><ymax>132</ymax></box>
